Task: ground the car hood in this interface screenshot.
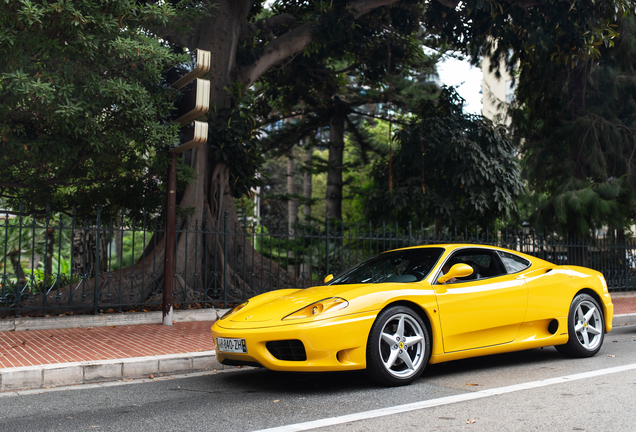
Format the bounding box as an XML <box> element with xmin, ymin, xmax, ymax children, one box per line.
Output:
<box><xmin>216</xmin><ymin>281</ymin><xmax>427</xmax><ymax>329</ymax></box>
<box><xmin>229</xmin><ymin>283</ymin><xmax>367</xmax><ymax>322</ymax></box>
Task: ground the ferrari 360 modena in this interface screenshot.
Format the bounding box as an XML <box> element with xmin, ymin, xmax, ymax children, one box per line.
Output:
<box><xmin>211</xmin><ymin>244</ymin><xmax>613</xmax><ymax>386</ymax></box>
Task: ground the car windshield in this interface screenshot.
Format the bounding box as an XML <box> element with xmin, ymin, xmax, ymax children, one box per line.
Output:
<box><xmin>327</xmin><ymin>248</ymin><xmax>444</xmax><ymax>285</ymax></box>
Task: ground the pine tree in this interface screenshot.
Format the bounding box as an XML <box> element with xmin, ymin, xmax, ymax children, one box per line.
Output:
<box><xmin>512</xmin><ymin>16</ymin><xmax>636</xmax><ymax>237</ymax></box>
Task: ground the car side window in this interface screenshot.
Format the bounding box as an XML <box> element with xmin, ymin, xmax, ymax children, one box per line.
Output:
<box><xmin>498</xmin><ymin>251</ymin><xmax>531</xmax><ymax>274</ymax></box>
<box><xmin>443</xmin><ymin>249</ymin><xmax>507</xmax><ymax>282</ymax></box>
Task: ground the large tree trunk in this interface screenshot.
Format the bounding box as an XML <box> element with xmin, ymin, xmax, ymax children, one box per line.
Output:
<box><xmin>326</xmin><ymin>114</ymin><xmax>345</xmax><ymax>220</ymax></box>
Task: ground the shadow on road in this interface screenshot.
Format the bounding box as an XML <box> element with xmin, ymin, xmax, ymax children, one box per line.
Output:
<box><xmin>211</xmin><ymin>346</ymin><xmax>568</xmax><ymax>394</ymax></box>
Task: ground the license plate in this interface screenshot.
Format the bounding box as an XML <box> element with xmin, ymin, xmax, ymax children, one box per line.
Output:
<box><xmin>217</xmin><ymin>337</ymin><xmax>247</xmax><ymax>353</ymax></box>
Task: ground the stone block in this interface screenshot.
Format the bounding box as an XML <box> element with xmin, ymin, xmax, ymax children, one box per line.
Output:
<box><xmin>158</xmin><ymin>357</ymin><xmax>192</xmax><ymax>373</ymax></box>
<box><xmin>192</xmin><ymin>354</ymin><xmax>221</xmax><ymax>371</ymax></box>
<box><xmin>84</xmin><ymin>361</ymin><xmax>122</xmax><ymax>382</ymax></box>
<box><xmin>42</xmin><ymin>364</ymin><xmax>82</xmax><ymax>387</ymax></box>
<box><xmin>0</xmin><ymin>319</ymin><xmax>16</xmax><ymax>332</ymax></box>
<box><xmin>1</xmin><ymin>367</ymin><xmax>42</xmax><ymax>391</ymax></box>
<box><xmin>123</xmin><ymin>359</ymin><xmax>159</xmax><ymax>378</ymax></box>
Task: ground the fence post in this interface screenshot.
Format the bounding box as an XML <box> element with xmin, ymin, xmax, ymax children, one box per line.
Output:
<box><xmin>408</xmin><ymin>221</ymin><xmax>412</xmax><ymax>247</ymax></box>
<box><xmin>223</xmin><ymin>211</ymin><xmax>228</xmax><ymax>308</ymax></box>
<box><xmin>93</xmin><ymin>205</ymin><xmax>101</xmax><ymax>315</ymax></box>
<box><xmin>163</xmin><ymin>152</ymin><xmax>177</xmax><ymax>325</ymax></box>
<box><xmin>2</xmin><ymin>208</ymin><xmax>8</xmax><ymax>313</ymax></box>
<box><xmin>325</xmin><ymin>217</ymin><xmax>330</xmax><ymax>277</ymax></box>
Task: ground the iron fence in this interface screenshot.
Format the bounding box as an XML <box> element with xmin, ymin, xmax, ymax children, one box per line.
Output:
<box><xmin>1</xmin><ymin>207</ymin><xmax>634</xmax><ymax>317</ymax></box>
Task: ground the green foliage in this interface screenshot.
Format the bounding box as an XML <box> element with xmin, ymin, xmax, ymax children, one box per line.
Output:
<box><xmin>250</xmin><ymin>222</ymin><xmax>356</xmax><ymax>280</ymax></box>
<box><xmin>511</xmin><ymin>15</ymin><xmax>636</xmax><ymax>235</ymax></box>
<box><xmin>310</xmin><ymin>122</ymin><xmax>392</xmax><ymax>223</ymax></box>
<box><xmin>2</xmin><ymin>0</ymin><xmax>630</xmax><ymax>228</ymax></box>
<box><xmin>23</xmin><ymin>253</ymin><xmax>79</xmax><ymax>292</ymax></box>
<box><xmin>255</xmin><ymin>1</ymin><xmax>440</xmax><ymax>222</ymax></box>
<box><xmin>110</xmin><ymin>230</ymin><xmax>151</xmax><ymax>270</ymax></box>
<box><xmin>209</xmin><ymin>84</ymin><xmax>265</xmax><ymax>198</ymax></box>
<box><xmin>0</xmin><ymin>213</ymin><xmax>72</xmax><ymax>267</ymax></box>
<box><xmin>0</xmin><ymin>0</ymin><xmax>198</xmax><ymax>220</ymax></box>
<box><xmin>366</xmin><ymin>87</ymin><xmax>523</xmax><ymax>229</ymax></box>
<box><xmin>1</xmin><ymin>250</ymin><xmax>78</xmax><ymax>307</ymax></box>
<box><xmin>427</xmin><ymin>0</ymin><xmax>632</xmax><ymax>73</ymax></box>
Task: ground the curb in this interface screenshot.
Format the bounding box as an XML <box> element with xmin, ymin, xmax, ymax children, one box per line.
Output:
<box><xmin>0</xmin><ymin>350</ymin><xmax>226</xmax><ymax>393</ymax></box>
<box><xmin>0</xmin><ymin>308</ymin><xmax>230</xmax><ymax>332</ymax></box>
<box><xmin>613</xmin><ymin>313</ymin><xmax>636</xmax><ymax>327</ymax></box>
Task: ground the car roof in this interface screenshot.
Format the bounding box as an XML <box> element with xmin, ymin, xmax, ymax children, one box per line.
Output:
<box><xmin>387</xmin><ymin>244</ymin><xmax>544</xmax><ymax>263</ymax></box>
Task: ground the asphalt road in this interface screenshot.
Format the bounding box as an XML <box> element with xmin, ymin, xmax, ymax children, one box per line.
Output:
<box><xmin>2</xmin><ymin>326</ymin><xmax>635</xmax><ymax>432</ymax></box>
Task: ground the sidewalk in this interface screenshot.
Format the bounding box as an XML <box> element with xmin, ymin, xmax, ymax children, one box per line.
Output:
<box><xmin>0</xmin><ymin>312</ymin><xmax>228</xmax><ymax>393</ymax></box>
<box><xmin>1</xmin><ymin>294</ymin><xmax>635</xmax><ymax>393</ymax></box>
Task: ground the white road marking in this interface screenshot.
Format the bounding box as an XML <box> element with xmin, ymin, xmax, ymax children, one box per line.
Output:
<box><xmin>252</xmin><ymin>362</ymin><xmax>636</xmax><ymax>432</ymax></box>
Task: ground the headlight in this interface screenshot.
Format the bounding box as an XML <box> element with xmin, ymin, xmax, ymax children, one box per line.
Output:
<box><xmin>282</xmin><ymin>297</ymin><xmax>348</xmax><ymax>320</ymax></box>
<box><xmin>220</xmin><ymin>301</ymin><xmax>248</xmax><ymax>320</ymax></box>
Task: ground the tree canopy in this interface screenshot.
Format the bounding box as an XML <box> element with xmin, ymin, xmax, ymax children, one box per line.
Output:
<box><xmin>511</xmin><ymin>15</ymin><xmax>636</xmax><ymax>235</ymax></box>
<box><xmin>0</xmin><ymin>0</ymin><xmax>200</xmax><ymax>218</ymax></box>
<box><xmin>367</xmin><ymin>88</ymin><xmax>523</xmax><ymax>229</ymax></box>
<box><xmin>2</xmin><ymin>0</ymin><xmax>632</xmax><ymax>311</ymax></box>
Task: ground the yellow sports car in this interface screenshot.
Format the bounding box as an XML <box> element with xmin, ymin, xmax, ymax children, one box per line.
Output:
<box><xmin>211</xmin><ymin>244</ymin><xmax>613</xmax><ymax>386</ymax></box>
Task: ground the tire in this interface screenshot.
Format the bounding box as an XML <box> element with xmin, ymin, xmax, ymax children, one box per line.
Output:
<box><xmin>555</xmin><ymin>293</ymin><xmax>605</xmax><ymax>358</ymax></box>
<box><xmin>365</xmin><ymin>305</ymin><xmax>430</xmax><ymax>386</ymax></box>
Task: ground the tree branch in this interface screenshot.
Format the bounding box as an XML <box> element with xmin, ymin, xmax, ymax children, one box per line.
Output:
<box><xmin>256</xmin><ymin>111</ymin><xmax>307</xmax><ymax>128</ymax></box>
<box><xmin>0</xmin><ymin>181</ymin><xmax>28</xmax><ymax>188</ymax></box>
<box><xmin>347</xmin><ymin>0</ymin><xmax>400</xmax><ymax>19</ymax></box>
<box><xmin>435</xmin><ymin>0</ymin><xmax>461</xmax><ymax>8</ymax></box>
<box><xmin>350</xmin><ymin>109</ymin><xmax>408</xmax><ymax>125</ymax></box>
<box><xmin>505</xmin><ymin>0</ymin><xmax>540</xmax><ymax>9</ymax></box>
<box><xmin>237</xmin><ymin>22</ymin><xmax>314</xmax><ymax>86</ymax></box>
<box><xmin>316</xmin><ymin>63</ymin><xmax>360</xmax><ymax>75</ymax></box>
<box><xmin>435</xmin><ymin>0</ymin><xmax>539</xmax><ymax>10</ymax></box>
<box><xmin>344</xmin><ymin>116</ymin><xmax>371</xmax><ymax>163</ymax></box>
<box><xmin>237</xmin><ymin>0</ymin><xmax>402</xmax><ymax>86</ymax></box>
<box><xmin>240</xmin><ymin>13</ymin><xmax>298</xmax><ymax>41</ymax></box>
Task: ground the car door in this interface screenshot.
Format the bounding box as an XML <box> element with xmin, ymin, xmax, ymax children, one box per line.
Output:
<box><xmin>434</xmin><ymin>248</ymin><xmax>528</xmax><ymax>353</ymax></box>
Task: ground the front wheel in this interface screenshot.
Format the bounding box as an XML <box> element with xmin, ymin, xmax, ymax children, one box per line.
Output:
<box><xmin>365</xmin><ymin>306</ymin><xmax>430</xmax><ymax>386</ymax></box>
<box><xmin>555</xmin><ymin>293</ymin><xmax>605</xmax><ymax>358</ymax></box>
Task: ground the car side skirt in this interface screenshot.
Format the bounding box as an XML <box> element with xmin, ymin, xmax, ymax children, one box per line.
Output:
<box><xmin>429</xmin><ymin>317</ymin><xmax>570</xmax><ymax>364</ymax></box>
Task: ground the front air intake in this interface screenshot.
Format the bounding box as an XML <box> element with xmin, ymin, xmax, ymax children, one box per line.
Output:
<box><xmin>266</xmin><ymin>340</ymin><xmax>307</xmax><ymax>361</ymax></box>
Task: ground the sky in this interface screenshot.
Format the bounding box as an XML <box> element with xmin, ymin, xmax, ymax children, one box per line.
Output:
<box><xmin>436</xmin><ymin>54</ymin><xmax>483</xmax><ymax>115</ymax></box>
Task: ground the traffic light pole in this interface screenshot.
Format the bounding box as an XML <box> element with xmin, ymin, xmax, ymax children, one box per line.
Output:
<box><xmin>162</xmin><ymin>48</ymin><xmax>210</xmax><ymax>325</ymax></box>
<box><xmin>163</xmin><ymin>152</ymin><xmax>177</xmax><ymax>326</ymax></box>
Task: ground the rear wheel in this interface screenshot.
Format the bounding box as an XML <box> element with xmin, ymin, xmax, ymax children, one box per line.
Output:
<box><xmin>365</xmin><ymin>306</ymin><xmax>430</xmax><ymax>386</ymax></box>
<box><xmin>555</xmin><ymin>293</ymin><xmax>605</xmax><ymax>358</ymax></box>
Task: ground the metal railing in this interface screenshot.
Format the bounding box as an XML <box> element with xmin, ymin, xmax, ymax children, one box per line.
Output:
<box><xmin>1</xmin><ymin>207</ymin><xmax>634</xmax><ymax>317</ymax></box>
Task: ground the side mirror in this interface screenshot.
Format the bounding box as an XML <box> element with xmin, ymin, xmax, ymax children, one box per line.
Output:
<box><xmin>324</xmin><ymin>274</ymin><xmax>334</xmax><ymax>284</ymax></box>
<box><xmin>437</xmin><ymin>263</ymin><xmax>473</xmax><ymax>284</ymax></box>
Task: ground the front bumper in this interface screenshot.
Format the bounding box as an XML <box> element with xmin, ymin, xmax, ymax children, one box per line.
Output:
<box><xmin>211</xmin><ymin>311</ymin><xmax>377</xmax><ymax>372</ymax></box>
